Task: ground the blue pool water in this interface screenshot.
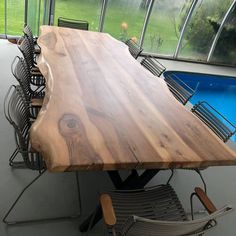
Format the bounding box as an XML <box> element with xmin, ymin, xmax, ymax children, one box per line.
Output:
<box><xmin>164</xmin><ymin>71</ymin><xmax>236</xmax><ymax>142</ymax></box>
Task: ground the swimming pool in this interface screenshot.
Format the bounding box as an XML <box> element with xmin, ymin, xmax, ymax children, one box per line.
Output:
<box><xmin>163</xmin><ymin>71</ymin><xmax>236</xmax><ymax>142</ymax></box>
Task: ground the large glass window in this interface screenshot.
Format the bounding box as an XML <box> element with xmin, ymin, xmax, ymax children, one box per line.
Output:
<box><xmin>0</xmin><ymin>0</ymin><xmax>5</xmax><ymax>35</ymax></box>
<box><xmin>211</xmin><ymin>4</ymin><xmax>236</xmax><ymax>65</ymax></box>
<box><xmin>54</xmin><ymin>0</ymin><xmax>102</xmax><ymax>31</ymax></box>
<box><xmin>6</xmin><ymin>0</ymin><xmax>25</xmax><ymax>35</ymax></box>
<box><xmin>143</xmin><ymin>0</ymin><xmax>190</xmax><ymax>56</ymax></box>
<box><xmin>27</xmin><ymin>0</ymin><xmax>43</xmax><ymax>36</ymax></box>
<box><xmin>178</xmin><ymin>0</ymin><xmax>232</xmax><ymax>61</ymax></box>
<box><xmin>103</xmin><ymin>0</ymin><xmax>148</xmax><ymax>42</ymax></box>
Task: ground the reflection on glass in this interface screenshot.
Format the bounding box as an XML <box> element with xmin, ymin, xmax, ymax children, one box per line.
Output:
<box><xmin>54</xmin><ymin>0</ymin><xmax>102</xmax><ymax>31</ymax></box>
<box><xmin>211</xmin><ymin>4</ymin><xmax>236</xmax><ymax>65</ymax></box>
<box><xmin>7</xmin><ymin>0</ymin><xmax>25</xmax><ymax>35</ymax></box>
<box><xmin>179</xmin><ymin>0</ymin><xmax>232</xmax><ymax>61</ymax></box>
<box><xmin>143</xmin><ymin>0</ymin><xmax>189</xmax><ymax>56</ymax></box>
<box><xmin>103</xmin><ymin>0</ymin><xmax>148</xmax><ymax>42</ymax></box>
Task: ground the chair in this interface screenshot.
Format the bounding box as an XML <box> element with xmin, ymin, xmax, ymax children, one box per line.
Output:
<box><xmin>11</xmin><ymin>56</ymin><xmax>44</xmax><ymax>119</ymax></box>
<box><xmin>164</xmin><ymin>73</ymin><xmax>198</xmax><ymax>105</ymax></box>
<box><xmin>141</xmin><ymin>56</ymin><xmax>166</xmax><ymax>77</ymax></box>
<box><xmin>192</xmin><ymin>101</ymin><xmax>236</xmax><ymax>143</ymax></box>
<box><xmin>100</xmin><ymin>184</ymin><xmax>232</xmax><ymax>236</ymax></box>
<box><xmin>23</xmin><ymin>25</ymin><xmax>41</xmax><ymax>54</ymax></box>
<box><xmin>125</xmin><ymin>39</ymin><xmax>143</xmax><ymax>59</ymax></box>
<box><xmin>18</xmin><ymin>37</ymin><xmax>45</xmax><ymax>87</ymax></box>
<box><xmin>3</xmin><ymin>85</ymin><xmax>81</xmax><ymax>224</ymax></box>
<box><xmin>3</xmin><ymin>85</ymin><xmax>42</xmax><ymax>168</ymax></box>
<box><xmin>58</xmin><ymin>17</ymin><xmax>89</xmax><ymax>31</ymax></box>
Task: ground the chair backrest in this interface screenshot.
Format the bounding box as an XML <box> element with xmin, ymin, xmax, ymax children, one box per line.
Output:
<box><xmin>125</xmin><ymin>39</ymin><xmax>143</xmax><ymax>59</ymax></box>
<box><xmin>4</xmin><ymin>85</ymin><xmax>44</xmax><ymax>171</ymax></box>
<box><xmin>11</xmin><ymin>56</ymin><xmax>32</xmax><ymax>101</ymax></box>
<box><xmin>192</xmin><ymin>101</ymin><xmax>236</xmax><ymax>142</ymax></box>
<box><xmin>141</xmin><ymin>56</ymin><xmax>166</xmax><ymax>77</ymax></box>
<box><xmin>164</xmin><ymin>73</ymin><xmax>197</xmax><ymax>105</ymax></box>
<box><xmin>18</xmin><ymin>37</ymin><xmax>35</xmax><ymax>71</ymax></box>
<box><xmin>58</xmin><ymin>17</ymin><xmax>89</xmax><ymax>30</ymax></box>
<box><xmin>23</xmin><ymin>25</ymin><xmax>35</xmax><ymax>53</ymax></box>
<box><xmin>122</xmin><ymin>206</ymin><xmax>232</xmax><ymax>236</ymax></box>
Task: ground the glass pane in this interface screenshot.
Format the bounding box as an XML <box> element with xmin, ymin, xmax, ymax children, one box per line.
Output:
<box><xmin>103</xmin><ymin>0</ymin><xmax>148</xmax><ymax>43</ymax></box>
<box><xmin>143</xmin><ymin>0</ymin><xmax>191</xmax><ymax>56</ymax></box>
<box><xmin>27</xmin><ymin>0</ymin><xmax>41</xmax><ymax>36</ymax></box>
<box><xmin>211</xmin><ymin>4</ymin><xmax>236</xmax><ymax>65</ymax></box>
<box><xmin>178</xmin><ymin>0</ymin><xmax>232</xmax><ymax>61</ymax></box>
<box><xmin>0</xmin><ymin>0</ymin><xmax>5</xmax><ymax>35</ymax></box>
<box><xmin>7</xmin><ymin>0</ymin><xmax>25</xmax><ymax>35</ymax></box>
<box><xmin>54</xmin><ymin>0</ymin><xmax>102</xmax><ymax>31</ymax></box>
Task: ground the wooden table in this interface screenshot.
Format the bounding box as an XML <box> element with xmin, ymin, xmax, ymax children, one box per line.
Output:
<box><xmin>30</xmin><ymin>26</ymin><xmax>236</xmax><ymax>172</ymax></box>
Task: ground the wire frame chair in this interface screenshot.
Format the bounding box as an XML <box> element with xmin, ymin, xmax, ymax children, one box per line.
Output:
<box><xmin>4</xmin><ymin>85</ymin><xmax>44</xmax><ymax>170</ymax></box>
<box><xmin>100</xmin><ymin>184</ymin><xmax>232</xmax><ymax>236</ymax></box>
<box><xmin>141</xmin><ymin>56</ymin><xmax>166</xmax><ymax>77</ymax></box>
<box><xmin>58</xmin><ymin>17</ymin><xmax>89</xmax><ymax>30</ymax></box>
<box><xmin>18</xmin><ymin>37</ymin><xmax>36</xmax><ymax>71</ymax></box>
<box><xmin>23</xmin><ymin>25</ymin><xmax>41</xmax><ymax>54</ymax></box>
<box><xmin>192</xmin><ymin>101</ymin><xmax>236</xmax><ymax>143</ymax></box>
<box><xmin>17</xmin><ymin>38</ymin><xmax>45</xmax><ymax>87</ymax></box>
<box><xmin>3</xmin><ymin>85</ymin><xmax>81</xmax><ymax>225</ymax></box>
<box><xmin>164</xmin><ymin>73</ymin><xmax>198</xmax><ymax>105</ymax></box>
<box><xmin>125</xmin><ymin>39</ymin><xmax>143</xmax><ymax>59</ymax></box>
<box><xmin>11</xmin><ymin>56</ymin><xmax>44</xmax><ymax>119</ymax></box>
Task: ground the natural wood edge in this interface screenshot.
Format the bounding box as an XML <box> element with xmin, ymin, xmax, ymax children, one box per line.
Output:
<box><xmin>31</xmin><ymin>98</ymin><xmax>43</xmax><ymax>107</ymax></box>
<box><xmin>194</xmin><ymin>187</ymin><xmax>217</xmax><ymax>214</ymax></box>
<box><xmin>100</xmin><ymin>194</ymin><xmax>117</xmax><ymax>226</ymax></box>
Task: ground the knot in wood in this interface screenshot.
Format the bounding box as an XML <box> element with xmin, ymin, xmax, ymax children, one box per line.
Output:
<box><xmin>59</xmin><ymin>113</ymin><xmax>81</xmax><ymax>137</ymax></box>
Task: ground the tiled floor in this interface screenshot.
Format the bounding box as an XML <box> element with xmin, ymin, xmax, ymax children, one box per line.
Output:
<box><xmin>0</xmin><ymin>39</ymin><xmax>235</xmax><ymax>236</ymax></box>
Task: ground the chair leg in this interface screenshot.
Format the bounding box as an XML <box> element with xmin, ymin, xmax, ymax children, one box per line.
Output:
<box><xmin>195</xmin><ymin>169</ymin><xmax>207</xmax><ymax>194</ymax></box>
<box><xmin>3</xmin><ymin>170</ymin><xmax>81</xmax><ymax>225</ymax></box>
<box><xmin>9</xmin><ymin>148</ymin><xmax>25</xmax><ymax>168</ymax></box>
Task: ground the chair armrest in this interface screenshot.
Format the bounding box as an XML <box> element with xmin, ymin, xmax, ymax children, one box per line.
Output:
<box><xmin>31</xmin><ymin>98</ymin><xmax>43</xmax><ymax>107</ymax></box>
<box><xmin>194</xmin><ymin>187</ymin><xmax>217</xmax><ymax>214</ymax></box>
<box><xmin>100</xmin><ymin>194</ymin><xmax>117</xmax><ymax>226</ymax></box>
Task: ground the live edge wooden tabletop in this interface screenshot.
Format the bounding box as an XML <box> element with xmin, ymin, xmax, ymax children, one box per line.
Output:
<box><xmin>30</xmin><ymin>26</ymin><xmax>236</xmax><ymax>172</ymax></box>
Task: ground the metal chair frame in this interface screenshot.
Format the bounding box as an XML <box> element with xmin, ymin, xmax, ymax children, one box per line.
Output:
<box><xmin>58</xmin><ymin>17</ymin><xmax>89</xmax><ymax>31</ymax></box>
<box><xmin>3</xmin><ymin>85</ymin><xmax>81</xmax><ymax>225</ymax></box>
<box><xmin>23</xmin><ymin>25</ymin><xmax>41</xmax><ymax>55</ymax></box>
<box><xmin>125</xmin><ymin>39</ymin><xmax>143</xmax><ymax>59</ymax></box>
<box><xmin>102</xmin><ymin>184</ymin><xmax>232</xmax><ymax>236</ymax></box>
<box><xmin>18</xmin><ymin>37</ymin><xmax>45</xmax><ymax>88</ymax></box>
<box><xmin>192</xmin><ymin>101</ymin><xmax>236</xmax><ymax>143</ymax></box>
<box><xmin>141</xmin><ymin>56</ymin><xmax>166</xmax><ymax>77</ymax></box>
<box><xmin>164</xmin><ymin>73</ymin><xmax>199</xmax><ymax>105</ymax></box>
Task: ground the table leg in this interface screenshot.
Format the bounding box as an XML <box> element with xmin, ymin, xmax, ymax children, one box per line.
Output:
<box><xmin>79</xmin><ymin>169</ymin><xmax>160</xmax><ymax>232</ymax></box>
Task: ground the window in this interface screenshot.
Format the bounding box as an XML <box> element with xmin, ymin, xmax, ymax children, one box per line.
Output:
<box><xmin>211</xmin><ymin>4</ymin><xmax>236</xmax><ymax>65</ymax></box>
<box><xmin>54</xmin><ymin>0</ymin><xmax>102</xmax><ymax>31</ymax></box>
<box><xmin>103</xmin><ymin>0</ymin><xmax>148</xmax><ymax>43</ymax></box>
<box><xmin>6</xmin><ymin>0</ymin><xmax>25</xmax><ymax>35</ymax></box>
<box><xmin>178</xmin><ymin>0</ymin><xmax>233</xmax><ymax>61</ymax></box>
<box><xmin>143</xmin><ymin>0</ymin><xmax>190</xmax><ymax>56</ymax></box>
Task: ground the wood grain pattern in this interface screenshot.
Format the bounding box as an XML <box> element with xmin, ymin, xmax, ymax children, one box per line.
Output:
<box><xmin>30</xmin><ymin>26</ymin><xmax>236</xmax><ymax>172</ymax></box>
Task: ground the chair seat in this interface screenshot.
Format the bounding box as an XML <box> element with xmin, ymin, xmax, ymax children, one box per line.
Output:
<box><xmin>107</xmin><ymin>185</ymin><xmax>187</xmax><ymax>235</ymax></box>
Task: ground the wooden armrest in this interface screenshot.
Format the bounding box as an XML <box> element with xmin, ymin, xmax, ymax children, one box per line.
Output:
<box><xmin>195</xmin><ymin>187</ymin><xmax>217</xmax><ymax>214</ymax></box>
<box><xmin>100</xmin><ymin>194</ymin><xmax>116</xmax><ymax>226</ymax></box>
<box><xmin>31</xmin><ymin>98</ymin><xmax>43</xmax><ymax>107</ymax></box>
